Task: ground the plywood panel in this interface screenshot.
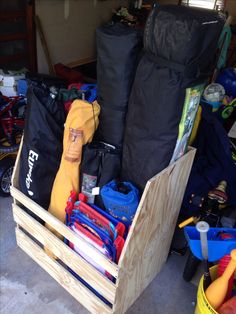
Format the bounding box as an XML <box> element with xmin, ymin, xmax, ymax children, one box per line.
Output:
<box><xmin>15</xmin><ymin>228</ymin><xmax>112</xmax><ymax>314</ymax></box>
<box><xmin>113</xmin><ymin>148</ymin><xmax>196</xmax><ymax>314</ymax></box>
<box><xmin>13</xmin><ymin>204</ymin><xmax>116</xmax><ymax>304</ymax></box>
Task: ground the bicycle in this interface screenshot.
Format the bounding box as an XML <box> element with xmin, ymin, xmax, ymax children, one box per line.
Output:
<box><xmin>0</xmin><ymin>93</ymin><xmax>26</xmax><ymax>153</ymax></box>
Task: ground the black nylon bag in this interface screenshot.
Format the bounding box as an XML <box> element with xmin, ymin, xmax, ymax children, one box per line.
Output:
<box><xmin>95</xmin><ymin>23</ymin><xmax>142</xmax><ymax>148</ymax></box>
<box><xmin>19</xmin><ymin>85</ymin><xmax>65</xmax><ymax>216</ymax></box>
<box><xmin>121</xmin><ymin>5</ymin><xmax>224</xmax><ymax>190</ymax></box>
<box><xmin>80</xmin><ymin>142</ymin><xmax>121</xmax><ymax>208</ymax></box>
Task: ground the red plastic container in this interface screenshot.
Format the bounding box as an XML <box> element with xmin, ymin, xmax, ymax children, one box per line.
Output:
<box><xmin>218</xmin><ymin>254</ymin><xmax>235</xmax><ymax>302</ymax></box>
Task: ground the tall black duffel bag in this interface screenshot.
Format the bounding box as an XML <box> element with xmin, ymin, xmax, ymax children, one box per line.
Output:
<box><xmin>121</xmin><ymin>5</ymin><xmax>224</xmax><ymax>190</ymax></box>
<box><xmin>19</xmin><ymin>84</ymin><xmax>65</xmax><ymax>215</ymax></box>
<box><xmin>95</xmin><ymin>23</ymin><xmax>142</xmax><ymax>148</ymax></box>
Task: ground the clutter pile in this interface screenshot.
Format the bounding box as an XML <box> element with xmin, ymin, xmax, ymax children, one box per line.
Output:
<box><xmin>3</xmin><ymin>2</ymin><xmax>235</xmax><ymax>311</ymax></box>
<box><xmin>184</xmin><ymin>220</ymin><xmax>236</xmax><ymax>313</ymax></box>
<box><xmin>0</xmin><ymin>70</ymin><xmax>27</xmax><ymax>196</ymax></box>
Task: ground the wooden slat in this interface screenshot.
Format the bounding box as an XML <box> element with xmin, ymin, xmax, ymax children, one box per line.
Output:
<box><xmin>34</xmin><ymin>15</ymin><xmax>54</xmax><ymax>75</ymax></box>
<box><xmin>10</xmin><ymin>186</ymin><xmax>118</xmax><ymax>278</ymax></box>
<box><xmin>113</xmin><ymin>148</ymin><xmax>196</xmax><ymax>314</ymax></box>
<box><xmin>13</xmin><ymin>203</ymin><xmax>116</xmax><ymax>303</ymax></box>
<box><xmin>15</xmin><ymin>228</ymin><xmax>112</xmax><ymax>314</ymax></box>
<box><xmin>0</xmin><ymin>53</ymin><xmax>27</xmax><ymax>64</ymax></box>
<box><xmin>11</xmin><ymin>138</ymin><xmax>23</xmax><ymax>190</ymax></box>
<box><xmin>0</xmin><ymin>33</ymin><xmax>27</xmax><ymax>42</ymax></box>
<box><xmin>66</xmin><ymin>57</ymin><xmax>96</xmax><ymax>68</ymax></box>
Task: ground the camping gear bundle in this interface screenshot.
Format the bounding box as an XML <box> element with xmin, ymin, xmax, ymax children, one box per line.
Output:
<box><xmin>95</xmin><ymin>23</ymin><xmax>142</xmax><ymax>148</ymax></box>
<box><xmin>121</xmin><ymin>5</ymin><xmax>224</xmax><ymax>190</ymax></box>
<box><xmin>18</xmin><ymin>4</ymin><xmax>224</xmax><ymax>294</ymax></box>
<box><xmin>19</xmin><ymin>83</ymin><xmax>65</xmax><ymax>223</ymax></box>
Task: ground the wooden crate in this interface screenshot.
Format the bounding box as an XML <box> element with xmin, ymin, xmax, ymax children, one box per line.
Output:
<box><xmin>11</xmin><ymin>145</ymin><xmax>196</xmax><ymax>314</ymax></box>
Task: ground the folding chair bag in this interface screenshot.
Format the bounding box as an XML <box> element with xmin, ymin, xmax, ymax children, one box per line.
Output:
<box><xmin>47</xmin><ymin>100</ymin><xmax>100</xmax><ymax>238</ymax></box>
<box><xmin>19</xmin><ymin>85</ymin><xmax>65</xmax><ymax>216</ymax></box>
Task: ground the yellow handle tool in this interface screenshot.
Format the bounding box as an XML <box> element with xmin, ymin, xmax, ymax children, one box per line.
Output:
<box><xmin>178</xmin><ymin>217</ymin><xmax>196</xmax><ymax>229</ymax></box>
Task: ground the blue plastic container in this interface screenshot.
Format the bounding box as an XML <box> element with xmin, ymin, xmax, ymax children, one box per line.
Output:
<box><xmin>17</xmin><ymin>79</ymin><xmax>27</xmax><ymax>96</ymax></box>
<box><xmin>184</xmin><ymin>226</ymin><xmax>236</xmax><ymax>262</ymax></box>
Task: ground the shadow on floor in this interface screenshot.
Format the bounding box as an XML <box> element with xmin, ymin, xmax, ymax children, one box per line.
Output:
<box><xmin>0</xmin><ymin>197</ymin><xmax>197</xmax><ymax>314</ymax></box>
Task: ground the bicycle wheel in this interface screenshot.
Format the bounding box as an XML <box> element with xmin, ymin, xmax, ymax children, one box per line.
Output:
<box><xmin>0</xmin><ymin>143</ymin><xmax>20</xmax><ymax>153</ymax></box>
<box><xmin>0</xmin><ymin>157</ymin><xmax>15</xmax><ymax>196</ymax></box>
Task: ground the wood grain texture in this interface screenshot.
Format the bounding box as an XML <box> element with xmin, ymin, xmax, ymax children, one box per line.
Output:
<box><xmin>10</xmin><ymin>187</ymin><xmax>118</xmax><ymax>278</ymax></box>
<box><xmin>11</xmin><ymin>138</ymin><xmax>23</xmax><ymax>190</ymax></box>
<box><xmin>13</xmin><ymin>204</ymin><xmax>116</xmax><ymax>303</ymax></box>
<box><xmin>15</xmin><ymin>228</ymin><xmax>112</xmax><ymax>314</ymax></box>
<box><xmin>113</xmin><ymin>148</ymin><xmax>196</xmax><ymax>314</ymax></box>
<box><xmin>12</xmin><ymin>142</ymin><xmax>195</xmax><ymax>314</ymax></box>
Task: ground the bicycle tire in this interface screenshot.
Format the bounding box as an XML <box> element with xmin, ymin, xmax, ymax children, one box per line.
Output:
<box><xmin>0</xmin><ymin>157</ymin><xmax>15</xmax><ymax>196</ymax></box>
<box><xmin>0</xmin><ymin>143</ymin><xmax>20</xmax><ymax>153</ymax></box>
<box><xmin>183</xmin><ymin>251</ymin><xmax>201</xmax><ymax>282</ymax></box>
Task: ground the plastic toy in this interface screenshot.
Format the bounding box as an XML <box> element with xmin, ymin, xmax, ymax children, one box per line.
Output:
<box><xmin>196</xmin><ymin>221</ymin><xmax>211</xmax><ymax>290</ymax></box>
<box><xmin>79</xmin><ymin>84</ymin><xmax>97</xmax><ymax>103</ymax></box>
<box><xmin>218</xmin><ymin>253</ymin><xmax>235</xmax><ymax>302</ymax></box>
<box><xmin>205</xmin><ymin>249</ymin><xmax>236</xmax><ymax>310</ymax></box>
<box><xmin>202</xmin><ymin>83</ymin><xmax>225</xmax><ymax>111</ymax></box>
<box><xmin>65</xmin><ymin>191</ymin><xmax>125</xmax><ymax>265</ymax></box>
<box><xmin>180</xmin><ymin>181</ymin><xmax>229</xmax><ymax>282</ymax></box>
<box><xmin>217</xmin><ymin>68</ymin><xmax>236</xmax><ymax>98</ymax></box>
<box><xmin>218</xmin><ymin>296</ymin><xmax>236</xmax><ymax>314</ymax></box>
<box><xmin>0</xmin><ymin>94</ymin><xmax>25</xmax><ymax>153</ymax></box>
<box><xmin>184</xmin><ymin>227</ymin><xmax>236</xmax><ymax>262</ymax></box>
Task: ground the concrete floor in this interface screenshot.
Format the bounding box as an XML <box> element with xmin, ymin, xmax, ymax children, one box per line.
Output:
<box><xmin>0</xmin><ymin>196</ymin><xmax>197</xmax><ymax>314</ymax></box>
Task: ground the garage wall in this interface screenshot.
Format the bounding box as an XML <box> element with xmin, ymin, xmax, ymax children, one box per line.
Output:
<box><xmin>35</xmin><ymin>0</ymin><xmax>128</xmax><ymax>73</ymax></box>
<box><xmin>226</xmin><ymin>0</ymin><xmax>236</xmax><ymax>22</ymax></box>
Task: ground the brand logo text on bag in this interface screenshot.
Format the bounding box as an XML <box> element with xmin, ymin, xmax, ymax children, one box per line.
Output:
<box><xmin>25</xmin><ymin>150</ymin><xmax>38</xmax><ymax>196</ymax></box>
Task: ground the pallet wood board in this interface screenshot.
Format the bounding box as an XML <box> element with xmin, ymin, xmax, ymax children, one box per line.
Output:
<box><xmin>113</xmin><ymin>148</ymin><xmax>196</xmax><ymax>314</ymax></box>
<box><xmin>11</xmin><ymin>186</ymin><xmax>118</xmax><ymax>278</ymax></box>
<box><xmin>15</xmin><ymin>228</ymin><xmax>112</xmax><ymax>314</ymax></box>
<box><xmin>13</xmin><ymin>203</ymin><xmax>116</xmax><ymax>303</ymax></box>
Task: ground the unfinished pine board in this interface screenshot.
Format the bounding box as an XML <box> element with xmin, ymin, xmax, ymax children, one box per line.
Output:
<box><xmin>13</xmin><ymin>203</ymin><xmax>116</xmax><ymax>303</ymax></box>
<box><xmin>11</xmin><ymin>138</ymin><xmax>23</xmax><ymax>190</ymax></box>
<box><xmin>11</xmin><ymin>186</ymin><xmax>118</xmax><ymax>278</ymax></box>
<box><xmin>15</xmin><ymin>228</ymin><xmax>112</xmax><ymax>314</ymax></box>
<box><xmin>113</xmin><ymin>148</ymin><xmax>196</xmax><ymax>314</ymax></box>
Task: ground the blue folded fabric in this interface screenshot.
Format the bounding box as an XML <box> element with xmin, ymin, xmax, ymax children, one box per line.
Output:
<box><xmin>101</xmin><ymin>180</ymin><xmax>140</xmax><ymax>226</ymax></box>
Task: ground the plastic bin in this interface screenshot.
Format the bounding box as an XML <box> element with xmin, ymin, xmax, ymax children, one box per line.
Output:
<box><xmin>195</xmin><ymin>266</ymin><xmax>218</xmax><ymax>314</ymax></box>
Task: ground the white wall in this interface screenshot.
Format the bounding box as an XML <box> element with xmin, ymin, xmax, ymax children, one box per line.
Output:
<box><xmin>36</xmin><ymin>0</ymin><xmax>128</xmax><ymax>73</ymax></box>
<box><xmin>157</xmin><ymin>0</ymin><xmax>236</xmax><ymax>21</ymax></box>
<box><xmin>36</xmin><ymin>0</ymin><xmax>236</xmax><ymax>73</ymax></box>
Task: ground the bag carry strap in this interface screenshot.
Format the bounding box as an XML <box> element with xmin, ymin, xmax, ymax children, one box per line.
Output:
<box><xmin>145</xmin><ymin>52</ymin><xmax>200</xmax><ymax>78</ymax></box>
